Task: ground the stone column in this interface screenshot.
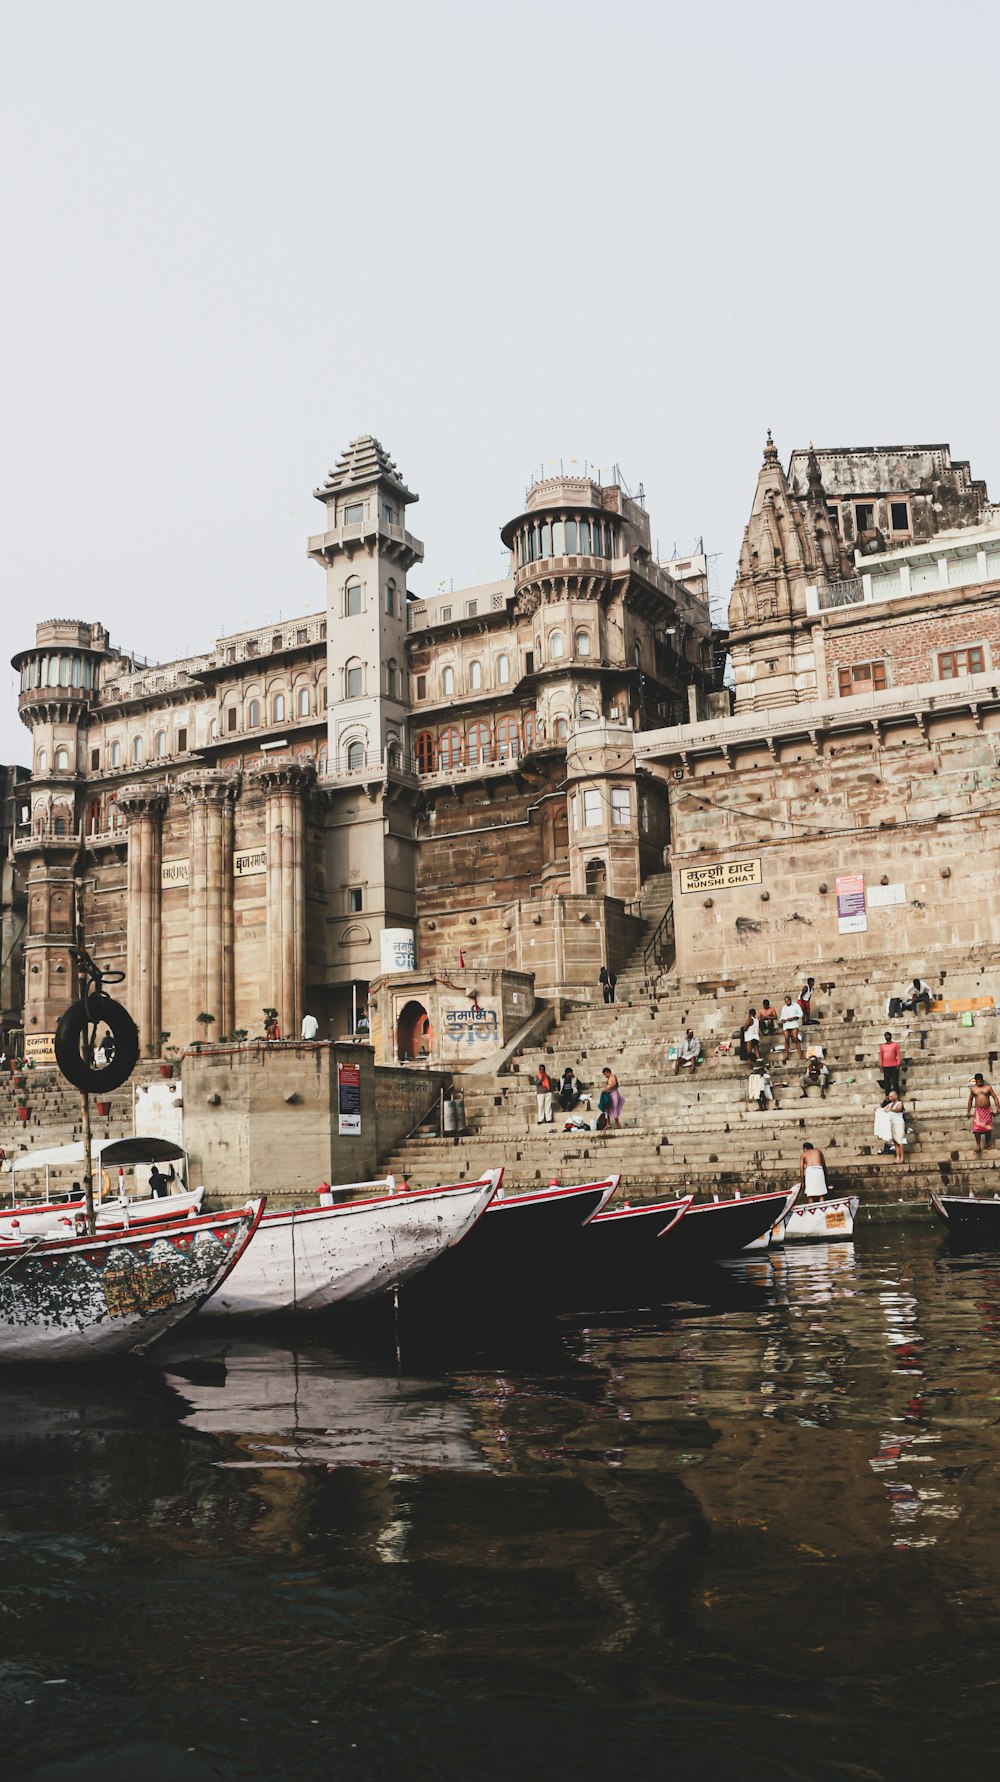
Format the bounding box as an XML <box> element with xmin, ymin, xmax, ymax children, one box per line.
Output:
<box><xmin>250</xmin><ymin>762</ymin><xmax>314</xmax><ymax>1040</ymax></box>
<box><xmin>120</xmin><ymin>788</ymin><xmax>167</xmax><ymax>1056</ymax></box>
<box><xmin>179</xmin><ymin>772</ymin><xmax>239</xmax><ymax>1040</ymax></box>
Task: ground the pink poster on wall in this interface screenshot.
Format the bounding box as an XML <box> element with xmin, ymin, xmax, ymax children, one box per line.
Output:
<box><xmin>835</xmin><ymin>874</ymin><xmax>867</xmax><ymax>934</ymax></box>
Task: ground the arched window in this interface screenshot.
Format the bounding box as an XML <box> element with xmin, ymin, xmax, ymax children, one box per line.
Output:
<box><xmin>385</xmin><ymin>579</ymin><xmax>396</xmax><ymax>617</ymax></box>
<box><xmin>346</xmin><ymin>662</ymin><xmax>363</xmax><ymax>699</ymax></box>
<box><xmin>554</xmin><ymin>715</ymin><xmax>568</xmax><ymax>741</ymax></box>
<box><xmin>317</xmin><ymin>742</ymin><xmax>328</xmax><ymax>774</ymax></box>
<box><xmin>59</xmin><ymin>655</ymin><xmax>71</xmax><ymax>686</ymax></box>
<box><xmin>55</xmin><ymin>746</ymin><xmax>69</xmax><ymax>769</ymax></box>
<box><xmin>296</xmin><ymin>686</ymin><xmax>309</xmax><ymax>717</ymax></box>
<box><xmin>442</xmin><ymin>665</ymin><xmax>455</xmax><ymax>696</ymax></box>
<box><xmin>154</xmin><ymin>731</ymin><xmax>166</xmax><ymax>758</ymax></box>
<box><xmin>35</xmin><ymin>749</ymin><xmax>47</xmax><ymax>775</ymax></box>
<box><xmin>248</xmin><ymin>699</ymin><xmax>260</xmax><ymax>728</ymax></box>
<box><xmin>523</xmin><ymin>711</ymin><xmax>536</xmax><ymax>751</ymax></box>
<box><xmin>110</xmin><ymin>741</ymin><xmax>121</xmax><ymax>768</ymax></box>
<box><xmin>467</xmin><ymin>721</ymin><xmax>490</xmax><ymax>765</ymax></box>
<box><xmin>634</xmin><ymin>641</ymin><xmax>643</xmax><ymax>669</ymax></box>
<box><xmin>496</xmin><ymin>654</ymin><xmax>510</xmax><ymax>685</ymax></box>
<box><xmin>387</xmin><ymin>739</ymin><xmax>401</xmax><ymax>769</ymax></box>
<box><xmin>439</xmin><ymin>727</ymin><xmax>462</xmax><ymax>770</ymax></box>
<box><xmin>497</xmin><ymin>716</ymin><xmax>519</xmax><ymax>761</ymax></box>
<box><xmin>575</xmin><ymin>629</ymin><xmax>592</xmax><ymax>657</ymax></box>
<box><xmin>318</xmin><ymin>682</ymin><xmax>327</xmax><ymax>710</ymax></box>
<box><xmin>469</xmin><ymin>660</ymin><xmax>483</xmax><ymax>691</ymax></box>
<box><xmin>386</xmin><ymin>661</ymin><xmax>399</xmax><ymax>699</ymax></box>
<box><xmin>132</xmin><ymin>736</ymin><xmax>143</xmax><ymax>763</ymax></box>
<box><xmin>346</xmin><ymin>740</ymin><xmax>365</xmax><ymax>772</ymax></box>
<box><xmin>415</xmin><ymin>731</ymin><xmax>435</xmax><ymax>774</ymax></box>
<box><xmin>54</xmin><ymin>816</ymin><xmax>66</xmax><ymax>836</ymax></box>
<box><xmin>345</xmin><ymin>579</ymin><xmax>362</xmax><ymax>616</ymax></box>
<box><xmin>273</xmin><ymin>693</ymin><xmax>285</xmax><ymax>722</ymax></box>
<box><xmin>549</xmin><ymin>632</ymin><xmax>565</xmax><ymax>659</ymax></box>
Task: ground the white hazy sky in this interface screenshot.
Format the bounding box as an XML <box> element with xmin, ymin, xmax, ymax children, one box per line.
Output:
<box><xmin>2</xmin><ymin>0</ymin><xmax>998</xmax><ymax>767</ymax></box>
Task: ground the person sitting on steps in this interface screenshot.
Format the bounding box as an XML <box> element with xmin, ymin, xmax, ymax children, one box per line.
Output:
<box><xmin>800</xmin><ymin>1055</ymin><xmax>830</xmax><ymax>1098</ymax></box>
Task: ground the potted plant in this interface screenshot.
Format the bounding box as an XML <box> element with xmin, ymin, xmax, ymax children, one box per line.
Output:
<box><xmin>158</xmin><ymin>1031</ymin><xmax>173</xmax><ymax>1077</ymax></box>
<box><xmin>195</xmin><ymin>1012</ymin><xmax>216</xmax><ymax>1048</ymax></box>
<box><xmin>11</xmin><ymin>1058</ymin><xmax>25</xmax><ymax>1092</ymax></box>
<box><xmin>95</xmin><ymin>1097</ymin><xmax>112</xmax><ymax>1118</ymax></box>
<box><xmin>231</xmin><ymin>1027</ymin><xmax>249</xmax><ymax>1044</ymax></box>
<box><xmin>15</xmin><ymin>1098</ymin><xmax>29</xmax><ymax>1122</ymax></box>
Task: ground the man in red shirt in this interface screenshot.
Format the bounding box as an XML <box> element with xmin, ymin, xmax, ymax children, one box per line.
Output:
<box><xmin>879</xmin><ymin>1031</ymin><xmax>901</xmax><ymax>1095</ymax></box>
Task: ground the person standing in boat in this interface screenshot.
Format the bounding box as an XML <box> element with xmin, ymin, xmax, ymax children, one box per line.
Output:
<box><xmin>967</xmin><ymin>1073</ymin><xmax>1000</xmax><ymax>1154</ymax></box>
<box><xmin>148</xmin><ymin>1164</ymin><xmax>168</xmax><ymax>1198</ymax></box>
<box><xmin>799</xmin><ymin>1140</ymin><xmax>829</xmax><ymax>1199</ymax></box>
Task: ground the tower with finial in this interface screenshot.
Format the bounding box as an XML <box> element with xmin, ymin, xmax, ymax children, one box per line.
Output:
<box><xmin>309</xmin><ymin>436</ymin><xmax>424</xmax><ymax>774</ymax></box>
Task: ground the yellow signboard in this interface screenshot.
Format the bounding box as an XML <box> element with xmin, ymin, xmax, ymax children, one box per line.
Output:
<box><xmin>24</xmin><ymin>1032</ymin><xmax>56</xmax><ymax>1066</ymax></box>
<box><xmin>679</xmin><ymin>858</ymin><xmax>763</xmax><ymax>894</ymax></box>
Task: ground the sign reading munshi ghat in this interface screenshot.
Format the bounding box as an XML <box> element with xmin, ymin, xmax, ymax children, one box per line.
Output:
<box><xmin>679</xmin><ymin>858</ymin><xmax>763</xmax><ymax>894</ymax></box>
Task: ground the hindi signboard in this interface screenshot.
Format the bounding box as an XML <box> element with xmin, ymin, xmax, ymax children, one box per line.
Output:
<box><xmin>234</xmin><ymin>847</ymin><xmax>267</xmax><ymax>878</ymax></box>
<box><xmin>379</xmin><ymin>928</ymin><xmax>415</xmax><ymax>973</ymax></box>
<box><xmin>24</xmin><ymin>1033</ymin><xmax>56</xmax><ymax>1067</ymax></box>
<box><xmin>337</xmin><ymin>1061</ymin><xmax>362</xmax><ymax>1136</ymax></box>
<box><xmin>679</xmin><ymin>858</ymin><xmax>762</xmax><ymax>895</ymax></box>
<box><xmin>835</xmin><ymin>873</ymin><xmax>868</xmax><ymax>934</ymax></box>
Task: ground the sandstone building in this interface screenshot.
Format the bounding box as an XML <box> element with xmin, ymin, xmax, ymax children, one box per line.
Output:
<box><xmin>638</xmin><ymin>436</ymin><xmax>1000</xmax><ymax>978</ymax></box>
<box><xmin>11</xmin><ymin>438</ymin><xmax>718</xmax><ymax>1055</ymax></box>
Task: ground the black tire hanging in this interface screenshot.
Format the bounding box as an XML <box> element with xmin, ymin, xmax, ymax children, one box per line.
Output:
<box><xmin>54</xmin><ymin>994</ymin><xmax>140</xmax><ymax>1093</ymax></box>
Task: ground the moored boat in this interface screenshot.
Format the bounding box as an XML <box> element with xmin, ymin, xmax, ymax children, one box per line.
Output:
<box><xmin>198</xmin><ymin>1171</ymin><xmax>503</xmax><ymax>1318</ymax></box>
<box><xmin>667</xmin><ymin>1190</ymin><xmax>794</xmax><ymax>1261</ymax></box>
<box><xmin>782</xmin><ymin>1193</ymin><xmax>859</xmax><ymax>1242</ymax></box>
<box><xmin>401</xmin><ymin>1176</ymin><xmax>620</xmax><ymax>1306</ymax></box>
<box><xmin>930</xmin><ymin>1191</ymin><xmax>1000</xmax><ymax>1241</ymax></box>
<box><xmin>0</xmin><ymin>1199</ymin><xmax>264</xmax><ymax>1363</ymax></box>
<box><xmin>3</xmin><ymin>1137</ymin><xmax>202</xmax><ymax>1238</ymax></box>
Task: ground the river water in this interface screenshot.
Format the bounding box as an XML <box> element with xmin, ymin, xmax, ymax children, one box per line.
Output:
<box><xmin>2</xmin><ymin>1225</ymin><xmax>1000</xmax><ymax>1780</ymax></box>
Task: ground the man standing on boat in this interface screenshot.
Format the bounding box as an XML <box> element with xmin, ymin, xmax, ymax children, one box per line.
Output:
<box><xmin>799</xmin><ymin>1140</ymin><xmax>829</xmax><ymax>1199</ymax></box>
<box><xmin>967</xmin><ymin>1074</ymin><xmax>1000</xmax><ymax>1154</ymax></box>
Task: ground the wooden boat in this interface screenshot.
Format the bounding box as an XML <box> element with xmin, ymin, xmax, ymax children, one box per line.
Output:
<box><xmin>401</xmin><ymin>1177</ymin><xmax>620</xmax><ymax>1305</ymax></box>
<box><xmin>582</xmin><ymin>1194</ymin><xmax>692</xmax><ymax>1264</ymax></box>
<box><xmin>3</xmin><ymin>1137</ymin><xmax>202</xmax><ymax>1238</ymax></box>
<box><xmin>930</xmin><ymin>1191</ymin><xmax>1000</xmax><ymax>1241</ymax></box>
<box><xmin>743</xmin><ymin>1186</ymin><xmax>800</xmax><ymax>1250</ymax></box>
<box><xmin>782</xmin><ymin>1193</ymin><xmax>859</xmax><ymax>1242</ymax></box>
<box><xmin>198</xmin><ymin>1171</ymin><xmax>503</xmax><ymax>1318</ymax></box>
<box><xmin>0</xmin><ymin>1199</ymin><xmax>264</xmax><ymax>1363</ymax></box>
<box><xmin>666</xmin><ymin>1190</ymin><xmax>794</xmax><ymax>1262</ymax></box>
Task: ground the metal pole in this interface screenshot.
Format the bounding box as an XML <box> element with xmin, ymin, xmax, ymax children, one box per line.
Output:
<box><xmin>81</xmin><ymin>1089</ymin><xmax>96</xmax><ymax>1237</ymax></box>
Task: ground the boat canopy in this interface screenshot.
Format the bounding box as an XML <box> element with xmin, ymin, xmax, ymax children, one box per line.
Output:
<box><xmin>9</xmin><ymin>1137</ymin><xmax>186</xmax><ymax>1172</ymax></box>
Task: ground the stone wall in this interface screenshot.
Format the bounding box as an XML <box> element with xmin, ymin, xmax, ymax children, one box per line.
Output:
<box><xmin>180</xmin><ymin>1041</ymin><xmax>449</xmax><ymax>1207</ymax></box>
<box><xmin>667</xmin><ymin>718</ymin><xmax>1000</xmax><ymax>979</ymax></box>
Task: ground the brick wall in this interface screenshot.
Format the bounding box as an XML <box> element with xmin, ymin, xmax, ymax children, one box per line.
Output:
<box><xmin>822</xmin><ymin>591</ymin><xmax>1000</xmax><ymax>697</ymax></box>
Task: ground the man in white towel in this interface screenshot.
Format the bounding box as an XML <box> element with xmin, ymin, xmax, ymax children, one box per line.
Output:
<box><xmin>799</xmin><ymin>1140</ymin><xmax>828</xmax><ymax>1199</ymax></box>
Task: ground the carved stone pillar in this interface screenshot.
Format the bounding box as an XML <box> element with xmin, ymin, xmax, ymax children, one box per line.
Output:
<box><xmin>120</xmin><ymin>788</ymin><xmax>167</xmax><ymax>1056</ymax></box>
<box><xmin>249</xmin><ymin>762</ymin><xmax>314</xmax><ymax>1040</ymax></box>
<box><xmin>179</xmin><ymin>772</ymin><xmax>239</xmax><ymax>1039</ymax></box>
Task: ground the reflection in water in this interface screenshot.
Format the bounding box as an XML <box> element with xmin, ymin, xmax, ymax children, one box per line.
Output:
<box><xmin>5</xmin><ymin>1232</ymin><xmax>1000</xmax><ymax>1778</ymax></box>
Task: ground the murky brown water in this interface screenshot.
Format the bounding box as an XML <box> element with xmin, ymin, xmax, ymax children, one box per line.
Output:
<box><xmin>2</xmin><ymin>1227</ymin><xmax>1000</xmax><ymax>1780</ymax></box>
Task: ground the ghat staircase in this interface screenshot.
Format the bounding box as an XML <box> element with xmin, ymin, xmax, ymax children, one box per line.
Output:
<box><xmin>381</xmin><ymin>943</ymin><xmax>1000</xmax><ymax>1220</ymax></box>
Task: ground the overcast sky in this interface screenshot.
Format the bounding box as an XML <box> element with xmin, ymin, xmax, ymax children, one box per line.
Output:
<box><xmin>2</xmin><ymin>0</ymin><xmax>997</xmax><ymax>767</ymax></box>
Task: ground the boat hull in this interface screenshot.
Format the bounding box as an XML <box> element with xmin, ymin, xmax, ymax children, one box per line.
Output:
<box><xmin>402</xmin><ymin>1179</ymin><xmax>620</xmax><ymax>1306</ymax></box>
<box><xmin>199</xmin><ymin>1173</ymin><xmax>502</xmax><ymax>1317</ymax></box>
<box><xmin>744</xmin><ymin>1188</ymin><xmax>800</xmax><ymax>1250</ymax></box>
<box><xmin>668</xmin><ymin>1192</ymin><xmax>794</xmax><ymax>1261</ymax></box>
<box><xmin>0</xmin><ymin>1188</ymin><xmax>204</xmax><ymax>1241</ymax></box>
<box><xmin>930</xmin><ymin>1193</ymin><xmax>1000</xmax><ymax>1242</ymax></box>
<box><xmin>782</xmin><ymin>1194</ymin><xmax>859</xmax><ymax>1242</ymax></box>
<box><xmin>0</xmin><ymin>1200</ymin><xmax>264</xmax><ymax>1363</ymax></box>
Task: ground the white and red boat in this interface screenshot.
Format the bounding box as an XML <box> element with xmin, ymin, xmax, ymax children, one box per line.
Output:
<box><xmin>197</xmin><ymin>1170</ymin><xmax>503</xmax><ymax>1318</ymax></box>
<box><xmin>743</xmin><ymin>1186</ymin><xmax>801</xmax><ymax>1250</ymax></box>
<box><xmin>0</xmin><ymin>1199</ymin><xmax>264</xmax><ymax>1363</ymax></box>
<box><xmin>782</xmin><ymin>1193</ymin><xmax>859</xmax><ymax>1241</ymax></box>
<box><xmin>3</xmin><ymin>1138</ymin><xmax>203</xmax><ymax>1239</ymax></box>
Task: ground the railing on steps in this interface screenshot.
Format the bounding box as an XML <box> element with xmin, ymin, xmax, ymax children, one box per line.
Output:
<box><xmin>642</xmin><ymin>899</ymin><xmax>675</xmax><ymax>978</ymax></box>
